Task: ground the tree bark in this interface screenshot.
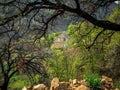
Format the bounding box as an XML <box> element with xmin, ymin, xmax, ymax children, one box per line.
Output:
<box><xmin>0</xmin><ymin>82</ymin><xmax>8</xmax><ymax>90</ymax></box>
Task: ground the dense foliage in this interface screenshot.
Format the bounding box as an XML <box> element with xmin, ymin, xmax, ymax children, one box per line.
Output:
<box><xmin>45</xmin><ymin>5</ymin><xmax>120</xmax><ymax>89</ymax></box>
<box><xmin>84</xmin><ymin>73</ymin><xmax>101</xmax><ymax>90</ymax></box>
<box><xmin>0</xmin><ymin>1</ymin><xmax>120</xmax><ymax>90</ymax></box>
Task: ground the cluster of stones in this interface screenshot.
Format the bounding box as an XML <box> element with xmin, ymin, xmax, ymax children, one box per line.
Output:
<box><xmin>22</xmin><ymin>75</ymin><xmax>119</xmax><ymax>90</ymax></box>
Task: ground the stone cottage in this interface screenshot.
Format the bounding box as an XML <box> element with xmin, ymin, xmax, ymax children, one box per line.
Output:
<box><xmin>53</xmin><ymin>32</ymin><xmax>70</xmax><ymax>48</ymax></box>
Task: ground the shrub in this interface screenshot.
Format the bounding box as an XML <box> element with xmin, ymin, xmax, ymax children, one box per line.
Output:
<box><xmin>84</xmin><ymin>73</ymin><xmax>101</xmax><ymax>90</ymax></box>
<box><xmin>116</xmin><ymin>80</ymin><xmax>120</xmax><ymax>89</ymax></box>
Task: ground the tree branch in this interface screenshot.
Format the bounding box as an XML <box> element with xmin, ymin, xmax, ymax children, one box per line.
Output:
<box><xmin>0</xmin><ymin>0</ymin><xmax>16</xmax><ymax>6</ymax></box>
<box><xmin>0</xmin><ymin>1</ymin><xmax>120</xmax><ymax>32</ymax></box>
<box><xmin>87</xmin><ymin>29</ymin><xmax>105</xmax><ymax>49</ymax></box>
<box><xmin>74</xmin><ymin>0</ymin><xmax>80</xmax><ymax>9</ymax></box>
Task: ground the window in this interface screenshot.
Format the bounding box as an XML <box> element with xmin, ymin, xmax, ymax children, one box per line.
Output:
<box><xmin>58</xmin><ymin>38</ymin><xmax>61</xmax><ymax>42</ymax></box>
<box><xmin>63</xmin><ymin>38</ymin><xmax>66</xmax><ymax>41</ymax></box>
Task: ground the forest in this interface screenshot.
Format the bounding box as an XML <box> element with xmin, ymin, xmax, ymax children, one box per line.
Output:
<box><xmin>0</xmin><ymin>0</ymin><xmax>120</xmax><ymax>90</ymax></box>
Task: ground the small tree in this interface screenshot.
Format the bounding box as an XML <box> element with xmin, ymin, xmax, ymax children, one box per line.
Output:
<box><xmin>0</xmin><ymin>29</ymin><xmax>48</xmax><ymax>90</ymax></box>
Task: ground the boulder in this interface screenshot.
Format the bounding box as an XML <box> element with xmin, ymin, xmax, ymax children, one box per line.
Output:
<box><xmin>114</xmin><ymin>88</ymin><xmax>119</xmax><ymax>90</ymax></box>
<box><xmin>22</xmin><ymin>76</ymin><xmax>119</xmax><ymax>90</ymax></box>
<box><xmin>73</xmin><ymin>79</ymin><xmax>78</xmax><ymax>85</ymax></box>
<box><xmin>101</xmin><ymin>75</ymin><xmax>114</xmax><ymax>90</ymax></box>
<box><xmin>32</xmin><ymin>84</ymin><xmax>47</xmax><ymax>90</ymax></box>
<box><xmin>69</xmin><ymin>79</ymin><xmax>80</xmax><ymax>88</ymax></box>
<box><xmin>58</xmin><ymin>82</ymin><xmax>70</xmax><ymax>90</ymax></box>
<box><xmin>22</xmin><ymin>86</ymin><xmax>32</xmax><ymax>90</ymax></box>
<box><xmin>75</xmin><ymin>85</ymin><xmax>90</xmax><ymax>90</ymax></box>
<box><xmin>50</xmin><ymin>77</ymin><xmax>59</xmax><ymax>90</ymax></box>
<box><xmin>80</xmin><ymin>80</ymin><xmax>87</xmax><ymax>86</ymax></box>
<box><xmin>22</xmin><ymin>86</ymin><xmax>27</xmax><ymax>90</ymax></box>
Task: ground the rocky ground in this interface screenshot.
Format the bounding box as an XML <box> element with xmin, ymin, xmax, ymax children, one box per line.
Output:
<box><xmin>22</xmin><ymin>75</ymin><xmax>119</xmax><ymax>90</ymax></box>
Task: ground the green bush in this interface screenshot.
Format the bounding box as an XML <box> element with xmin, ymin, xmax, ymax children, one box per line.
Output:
<box><xmin>84</xmin><ymin>73</ymin><xmax>101</xmax><ymax>90</ymax></box>
<box><xmin>116</xmin><ymin>80</ymin><xmax>120</xmax><ymax>89</ymax></box>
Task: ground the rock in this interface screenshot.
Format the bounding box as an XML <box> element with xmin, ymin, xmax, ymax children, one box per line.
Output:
<box><xmin>80</xmin><ymin>79</ymin><xmax>87</xmax><ymax>86</ymax></box>
<box><xmin>73</xmin><ymin>79</ymin><xmax>78</xmax><ymax>85</ymax></box>
<box><xmin>75</xmin><ymin>85</ymin><xmax>90</xmax><ymax>90</ymax></box>
<box><xmin>22</xmin><ymin>86</ymin><xmax>32</xmax><ymax>90</ymax></box>
<box><xmin>50</xmin><ymin>77</ymin><xmax>59</xmax><ymax>90</ymax></box>
<box><xmin>22</xmin><ymin>86</ymin><xmax>27</xmax><ymax>90</ymax></box>
<box><xmin>101</xmin><ymin>75</ymin><xmax>114</xmax><ymax>90</ymax></box>
<box><xmin>32</xmin><ymin>84</ymin><xmax>47</xmax><ymax>90</ymax></box>
<box><xmin>114</xmin><ymin>88</ymin><xmax>119</xmax><ymax>90</ymax></box>
<box><xmin>50</xmin><ymin>78</ymin><xmax>70</xmax><ymax>90</ymax></box>
<box><xmin>58</xmin><ymin>82</ymin><xmax>70</xmax><ymax>90</ymax></box>
<box><xmin>22</xmin><ymin>76</ymin><xmax>119</xmax><ymax>90</ymax></box>
<box><xmin>69</xmin><ymin>79</ymin><xmax>81</xmax><ymax>88</ymax></box>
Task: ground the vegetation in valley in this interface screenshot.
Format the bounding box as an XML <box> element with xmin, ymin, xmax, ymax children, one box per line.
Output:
<box><xmin>0</xmin><ymin>1</ymin><xmax>120</xmax><ymax>90</ymax></box>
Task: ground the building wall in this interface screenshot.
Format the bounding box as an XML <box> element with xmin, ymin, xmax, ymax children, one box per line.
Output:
<box><xmin>53</xmin><ymin>33</ymin><xmax>69</xmax><ymax>48</ymax></box>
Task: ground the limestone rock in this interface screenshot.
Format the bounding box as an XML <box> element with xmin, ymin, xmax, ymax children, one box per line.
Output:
<box><xmin>75</xmin><ymin>85</ymin><xmax>90</xmax><ymax>90</ymax></box>
<box><xmin>32</xmin><ymin>84</ymin><xmax>47</xmax><ymax>90</ymax></box>
<box><xmin>114</xmin><ymin>88</ymin><xmax>119</xmax><ymax>90</ymax></box>
<box><xmin>80</xmin><ymin>80</ymin><xmax>87</xmax><ymax>86</ymax></box>
<box><xmin>101</xmin><ymin>75</ymin><xmax>114</xmax><ymax>90</ymax></box>
<box><xmin>58</xmin><ymin>82</ymin><xmax>70</xmax><ymax>90</ymax></box>
<box><xmin>22</xmin><ymin>86</ymin><xmax>27</xmax><ymax>90</ymax></box>
<box><xmin>50</xmin><ymin>77</ymin><xmax>59</xmax><ymax>90</ymax></box>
